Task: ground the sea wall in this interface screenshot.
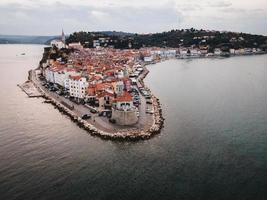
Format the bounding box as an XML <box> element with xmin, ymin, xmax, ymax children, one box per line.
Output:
<box><xmin>111</xmin><ymin>108</ymin><xmax>138</xmax><ymax>126</ymax></box>
<box><xmin>41</xmin><ymin>92</ymin><xmax>164</xmax><ymax>141</ymax></box>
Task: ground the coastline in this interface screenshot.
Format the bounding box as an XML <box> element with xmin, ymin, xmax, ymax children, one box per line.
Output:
<box><xmin>20</xmin><ymin>52</ymin><xmax>266</xmax><ymax>141</ymax></box>
<box><xmin>26</xmin><ymin>64</ymin><xmax>165</xmax><ymax>141</ymax></box>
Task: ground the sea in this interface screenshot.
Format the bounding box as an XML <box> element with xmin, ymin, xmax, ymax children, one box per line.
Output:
<box><xmin>0</xmin><ymin>44</ymin><xmax>266</xmax><ymax>200</ymax></box>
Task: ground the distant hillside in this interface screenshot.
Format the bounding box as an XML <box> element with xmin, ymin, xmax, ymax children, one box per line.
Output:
<box><xmin>66</xmin><ymin>28</ymin><xmax>267</xmax><ymax>50</ymax></box>
<box><xmin>0</xmin><ymin>35</ymin><xmax>59</xmax><ymax>44</ymax></box>
<box><xmin>0</xmin><ymin>31</ymin><xmax>132</xmax><ymax>45</ymax></box>
<box><xmin>99</xmin><ymin>31</ymin><xmax>134</xmax><ymax>37</ymax></box>
<box><xmin>3</xmin><ymin>29</ymin><xmax>267</xmax><ymax>50</ymax></box>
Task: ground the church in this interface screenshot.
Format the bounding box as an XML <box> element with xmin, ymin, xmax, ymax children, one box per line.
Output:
<box><xmin>50</xmin><ymin>29</ymin><xmax>66</xmax><ymax>49</ymax></box>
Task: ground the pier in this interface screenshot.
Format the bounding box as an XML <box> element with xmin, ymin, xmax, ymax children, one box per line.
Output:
<box><xmin>18</xmin><ymin>81</ymin><xmax>43</xmax><ymax>98</ymax></box>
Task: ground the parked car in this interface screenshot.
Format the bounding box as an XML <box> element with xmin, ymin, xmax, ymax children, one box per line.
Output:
<box><xmin>146</xmin><ymin>99</ymin><xmax>152</xmax><ymax>104</ymax></box>
<box><xmin>98</xmin><ymin>110</ymin><xmax>112</xmax><ymax>117</ymax></box>
<box><xmin>49</xmin><ymin>87</ymin><xmax>57</xmax><ymax>92</ymax></box>
<box><xmin>145</xmin><ymin>95</ymin><xmax>151</xmax><ymax>99</ymax></box>
<box><xmin>81</xmin><ymin>114</ymin><xmax>91</xmax><ymax>120</ymax></box>
<box><xmin>90</xmin><ymin>109</ymin><xmax>97</xmax><ymax>114</ymax></box>
<box><xmin>109</xmin><ymin>118</ymin><xmax>116</xmax><ymax>124</ymax></box>
<box><xmin>56</xmin><ymin>90</ymin><xmax>63</xmax><ymax>95</ymax></box>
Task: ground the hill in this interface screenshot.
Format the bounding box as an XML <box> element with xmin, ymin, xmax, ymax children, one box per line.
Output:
<box><xmin>0</xmin><ymin>35</ymin><xmax>59</xmax><ymax>44</ymax></box>
<box><xmin>66</xmin><ymin>28</ymin><xmax>267</xmax><ymax>50</ymax></box>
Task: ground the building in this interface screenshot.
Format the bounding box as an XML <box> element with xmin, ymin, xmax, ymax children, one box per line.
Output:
<box><xmin>179</xmin><ymin>48</ymin><xmax>189</xmax><ymax>58</ymax></box>
<box><xmin>44</xmin><ymin>67</ymin><xmax>55</xmax><ymax>83</ymax></box>
<box><xmin>229</xmin><ymin>49</ymin><xmax>235</xmax><ymax>55</ymax></box>
<box><xmin>68</xmin><ymin>76</ymin><xmax>88</xmax><ymax>100</ymax></box>
<box><xmin>144</xmin><ymin>56</ymin><xmax>153</xmax><ymax>62</ymax></box>
<box><xmin>214</xmin><ymin>48</ymin><xmax>222</xmax><ymax>56</ymax></box>
<box><xmin>97</xmin><ymin>91</ymin><xmax>114</xmax><ymax>110</ymax></box>
<box><xmin>50</xmin><ymin>39</ymin><xmax>65</xmax><ymax>49</ymax></box>
<box><xmin>112</xmin><ymin>80</ymin><xmax>124</xmax><ymax>96</ymax></box>
<box><xmin>190</xmin><ymin>48</ymin><xmax>201</xmax><ymax>57</ymax></box>
<box><xmin>68</xmin><ymin>42</ymin><xmax>83</xmax><ymax>50</ymax></box>
<box><xmin>112</xmin><ymin>91</ymin><xmax>138</xmax><ymax>125</ymax></box>
<box><xmin>113</xmin><ymin>91</ymin><xmax>134</xmax><ymax>111</ymax></box>
<box><xmin>50</xmin><ymin>29</ymin><xmax>66</xmax><ymax>49</ymax></box>
<box><xmin>93</xmin><ymin>40</ymin><xmax>100</xmax><ymax>48</ymax></box>
<box><xmin>54</xmin><ymin>68</ymin><xmax>80</xmax><ymax>88</ymax></box>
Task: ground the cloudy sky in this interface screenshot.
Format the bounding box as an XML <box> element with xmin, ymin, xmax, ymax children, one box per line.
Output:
<box><xmin>0</xmin><ymin>0</ymin><xmax>266</xmax><ymax>36</ymax></box>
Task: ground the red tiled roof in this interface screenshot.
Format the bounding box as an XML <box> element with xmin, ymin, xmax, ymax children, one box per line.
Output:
<box><xmin>86</xmin><ymin>87</ymin><xmax>95</xmax><ymax>96</ymax></box>
<box><xmin>114</xmin><ymin>91</ymin><xmax>132</xmax><ymax>102</ymax></box>
<box><xmin>97</xmin><ymin>91</ymin><xmax>114</xmax><ymax>98</ymax></box>
<box><xmin>69</xmin><ymin>75</ymin><xmax>81</xmax><ymax>81</ymax></box>
<box><xmin>95</xmin><ymin>83</ymin><xmax>112</xmax><ymax>91</ymax></box>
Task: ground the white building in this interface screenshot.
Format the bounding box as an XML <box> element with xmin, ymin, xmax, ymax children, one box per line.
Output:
<box><xmin>44</xmin><ymin>67</ymin><xmax>55</xmax><ymax>83</ymax></box>
<box><xmin>50</xmin><ymin>39</ymin><xmax>65</xmax><ymax>49</ymax></box>
<box><xmin>113</xmin><ymin>91</ymin><xmax>134</xmax><ymax>111</ymax></box>
<box><xmin>54</xmin><ymin>69</ymin><xmax>80</xmax><ymax>88</ymax></box>
<box><xmin>68</xmin><ymin>42</ymin><xmax>83</xmax><ymax>50</ymax></box>
<box><xmin>93</xmin><ymin>40</ymin><xmax>100</xmax><ymax>48</ymax></box>
<box><xmin>229</xmin><ymin>49</ymin><xmax>235</xmax><ymax>55</ymax></box>
<box><xmin>116</xmin><ymin>70</ymin><xmax>124</xmax><ymax>79</ymax></box>
<box><xmin>68</xmin><ymin>76</ymin><xmax>88</xmax><ymax>99</ymax></box>
<box><xmin>214</xmin><ymin>48</ymin><xmax>222</xmax><ymax>56</ymax></box>
<box><xmin>144</xmin><ymin>56</ymin><xmax>153</xmax><ymax>62</ymax></box>
<box><xmin>162</xmin><ymin>50</ymin><xmax>177</xmax><ymax>58</ymax></box>
<box><xmin>44</xmin><ymin>65</ymin><xmax>80</xmax><ymax>88</ymax></box>
<box><xmin>113</xmin><ymin>81</ymin><xmax>124</xmax><ymax>96</ymax></box>
<box><xmin>179</xmin><ymin>48</ymin><xmax>189</xmax><ymax>58</ymax></box>
<box><xmin>190</xmin><ymin>49</ymin><xmax>201</xmax><ymax>57</ymax></box>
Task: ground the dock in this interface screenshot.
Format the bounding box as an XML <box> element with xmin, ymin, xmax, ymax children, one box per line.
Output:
<box><xmin>18</xmin><ymin>81</ymin><xmax>43</xmax><ymax>98</ymax></box>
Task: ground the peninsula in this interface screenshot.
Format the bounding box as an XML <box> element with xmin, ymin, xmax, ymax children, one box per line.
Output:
<box><xmin>20</xmin><ymin>28</ymin><xmax>267</xmax><ymax>140</ymax></box>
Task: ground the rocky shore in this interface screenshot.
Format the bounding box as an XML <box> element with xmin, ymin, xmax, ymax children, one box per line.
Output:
<box><xmin>28</xmin><ymin>67</ymin><xmax>164</xmax><ymax>141</ymax></box>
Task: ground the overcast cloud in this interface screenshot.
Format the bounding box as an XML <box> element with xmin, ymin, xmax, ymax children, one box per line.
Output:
<box><xmin>0</xmin><ymin>0</ymin><xmax>266</xmax><ymax>35</ymax></box>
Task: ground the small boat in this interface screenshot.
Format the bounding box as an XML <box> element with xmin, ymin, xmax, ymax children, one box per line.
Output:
<box><xmin>21</xmin><ymin>53</ymin><xmax>26</xmax><ymax>55</ymax></box>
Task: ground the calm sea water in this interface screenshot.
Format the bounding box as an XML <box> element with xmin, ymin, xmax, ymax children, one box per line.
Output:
<box><xmin>0</xmin><ymin>45</ymin><xmax>266</xmax><ymax>200</ymax></box>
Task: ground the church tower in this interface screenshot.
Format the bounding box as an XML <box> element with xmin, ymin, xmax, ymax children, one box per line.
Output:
<box><xmin>61</xmin><ymin>29</ymin><xmax>66</xmax><ymax>48</ymax></box>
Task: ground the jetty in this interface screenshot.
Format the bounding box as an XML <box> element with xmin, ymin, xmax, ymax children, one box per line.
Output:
<box><xmin>18</xmin><ymin>81</ymin><xmax>43</xmax><ymax>98</ymax></box>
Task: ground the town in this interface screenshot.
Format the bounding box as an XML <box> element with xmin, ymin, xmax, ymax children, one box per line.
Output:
<box><xmin>26</xmin><ymin>29</ymin><xmax>266</xmax><ymax>139</ymax></box>
<box><xmin>41</xmin><ymin>41</ymin><xmax>155</xmax><ymax>127</ymax></box>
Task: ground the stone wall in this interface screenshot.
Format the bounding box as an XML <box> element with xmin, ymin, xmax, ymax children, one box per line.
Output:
<box><xmin>111</xmin><ymin>108</ymin><xmax>138</xmax><ymax>125</ymax></box>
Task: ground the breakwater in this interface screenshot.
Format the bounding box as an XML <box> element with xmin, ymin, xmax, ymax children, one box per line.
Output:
<box><xmin>27</xmin><ymin>68</ymin><xmax>164</xmax><ymax>141</ymax></box>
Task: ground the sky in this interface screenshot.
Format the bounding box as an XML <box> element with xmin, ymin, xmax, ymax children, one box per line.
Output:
<box><xmin>0</xmin><ymin>0</ymin><xmax>267</xmax><ymax>36</ymax></box>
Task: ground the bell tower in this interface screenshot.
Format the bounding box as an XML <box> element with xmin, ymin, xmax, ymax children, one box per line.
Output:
<box><xmin>61</xmin><ymin>29</ymin><xmax>66</xmax><ymax>47</ymax></box>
